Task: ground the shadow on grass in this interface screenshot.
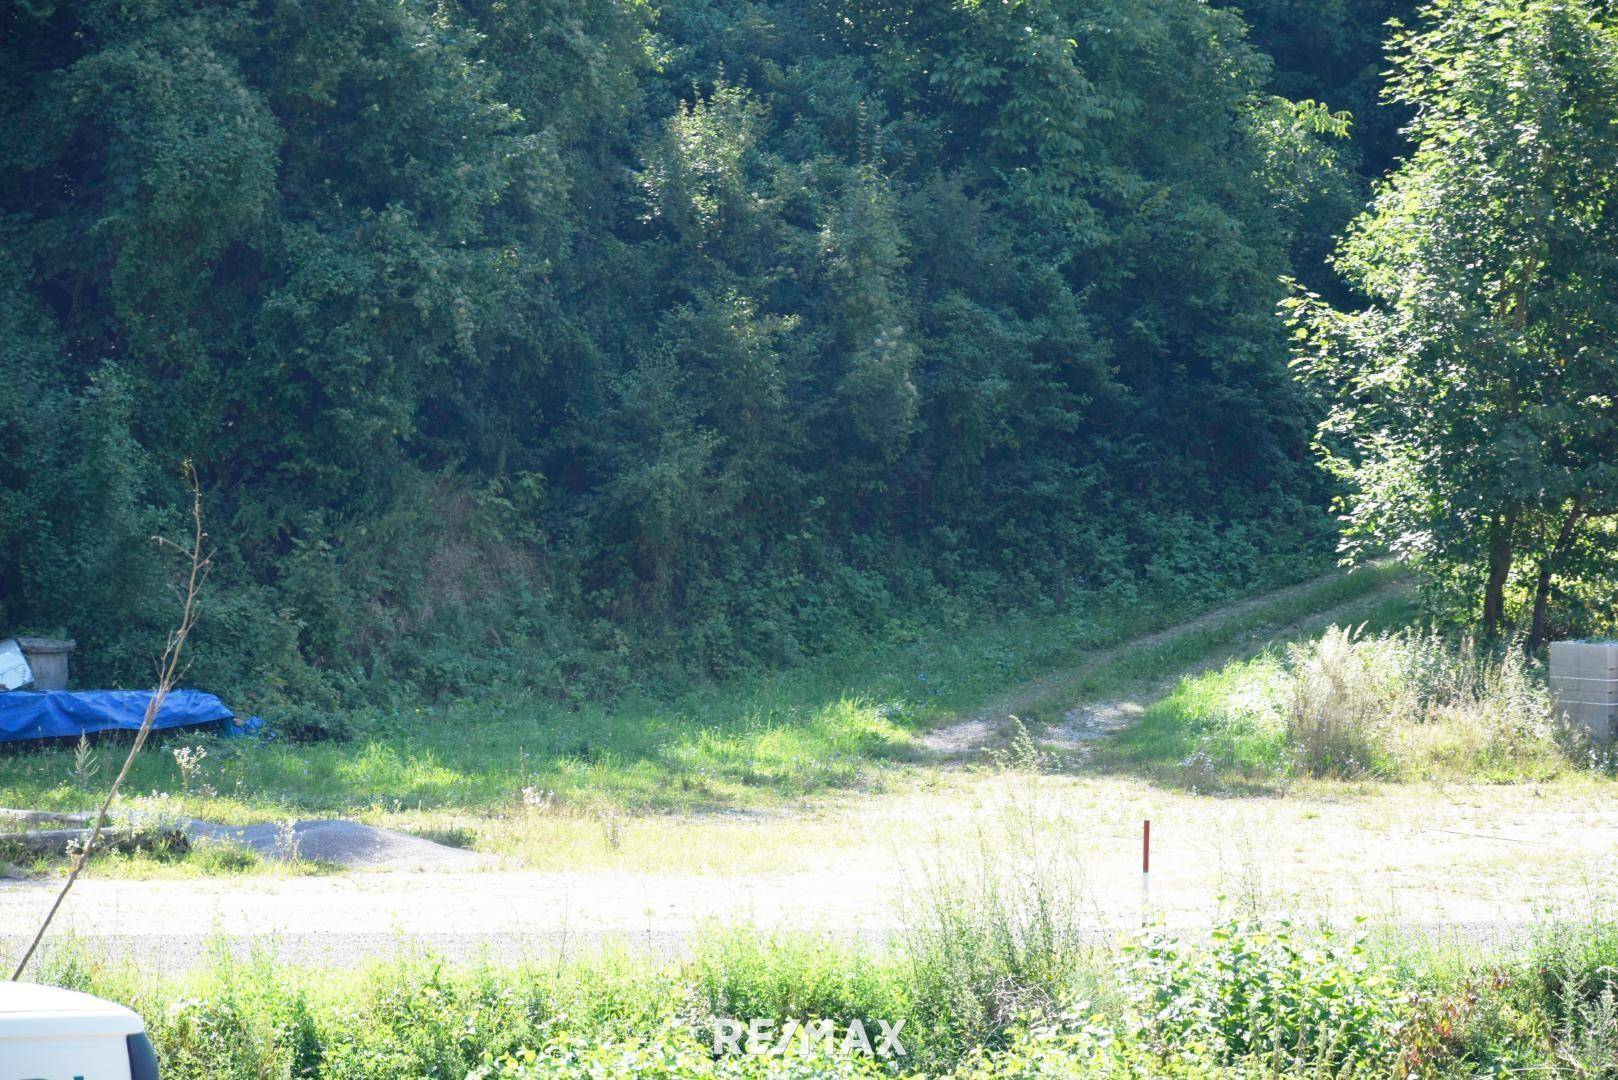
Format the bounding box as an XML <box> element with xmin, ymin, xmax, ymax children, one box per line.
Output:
<box><xmin>0</xmin><ymin>563</ymin><xmax>1404</xmax><ymax>820</ymax></box>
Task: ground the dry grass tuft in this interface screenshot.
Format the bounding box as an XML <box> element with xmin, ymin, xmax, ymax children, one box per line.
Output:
<box><xmin>1284</xmin><ymin>626</ymin><xmax>1567</xmax><ymax>780</ymax></box>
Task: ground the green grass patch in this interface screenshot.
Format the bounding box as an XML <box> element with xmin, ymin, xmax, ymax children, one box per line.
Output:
<box><xmin>1108</xmin><ymin>592</ymin><xmax>1596</xmax><ymax>790</ymax></box>
<box><xmin>1111</xmin><ymin>655</ymin><xmax>1297</xmax><ymax>782</ymax></box>
<box><xmin>0</xmin><ymin>561</ymin><xmax>1370</xmax><ymax>828</ymax></box>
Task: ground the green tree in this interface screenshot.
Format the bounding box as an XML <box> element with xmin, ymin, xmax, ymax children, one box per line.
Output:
<box><xmin>1290</xmin><ymin>0</ymin><xmax>1618</xmax><ymax>643</ymax></box>
<box><xmin>1229</xmin><ymin>0</ymin><xmax>1419</xmax><ymax>172</ymax></box>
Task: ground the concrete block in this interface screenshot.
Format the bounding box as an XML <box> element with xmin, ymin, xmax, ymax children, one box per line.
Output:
<box><xmin>1549</xmin><ymin>641</ymin><xmax>1618</xmax><ymax>740</ymax></box>
<box><xmin>1559</xmin><ymin>711</ymin><xmax>1617</xmax><ymax>734</ymax></box>
<box><xmin>1548</xmin><ymin>676</ymin><xmax>1618</xmax><ymax>704</ymax></box>
<box><xmin>1550</xmin><ymin>640</ymin><xmax>1618</xmax><ymax>675</ymax></box>
<box><xmin>1581</xmin><ymin>711</ymin><xmax>1616</xmax><ymax>741</ymax></box>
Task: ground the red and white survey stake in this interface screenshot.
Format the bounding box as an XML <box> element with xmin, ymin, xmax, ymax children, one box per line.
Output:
<box><xmin>1141</xmin><ymin>819</ymin><xmax>1151</xmax><ymax>925</ymax></box>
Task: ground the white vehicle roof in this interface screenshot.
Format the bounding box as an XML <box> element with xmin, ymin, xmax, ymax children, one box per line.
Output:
<box><xmin>0</xmin><ymin>982</ymin><xmax>145</xmax><ymax>1039</ymax></box>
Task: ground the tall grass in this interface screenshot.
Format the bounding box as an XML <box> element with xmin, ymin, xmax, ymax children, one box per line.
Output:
<box><xmin>1118</xmin><ymin>624</ymin><xmax>1584</xmax><ymax>787</ymax></box>
<box><xmin>898</xmin><ymin>743</ymin><xmax>1093</xmax><ymax>1067</ymax></box>
<box><xmin>1285</xmin><ymin>626</ymin><xmax>1565</xmax><ymax>780</ymax></box>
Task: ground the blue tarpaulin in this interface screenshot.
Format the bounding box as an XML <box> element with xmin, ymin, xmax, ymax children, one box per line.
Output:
<box><xmin>0</xmin><ymin>690</ymin><xmax>259</xmax><ymax>743</ymax></box>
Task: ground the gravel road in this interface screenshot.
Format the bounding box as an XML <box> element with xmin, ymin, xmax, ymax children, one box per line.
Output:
<box><xmin>0</xmin><ymin>866</ymin><xmax>900</xmax><ymax>972</ymax></box>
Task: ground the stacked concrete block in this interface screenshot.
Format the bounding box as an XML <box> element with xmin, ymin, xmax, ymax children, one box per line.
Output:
<box><xmin>1548</xmin><ymin>640</ymin><xmax>1618</xmax><ymax>741</ymax></box>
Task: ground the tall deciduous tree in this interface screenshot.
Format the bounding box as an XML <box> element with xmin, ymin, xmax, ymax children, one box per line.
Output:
<box><xmin>1291</xmin><ymin>0</ymin><xmax>1618</xmax><ymax>643</ymax></box>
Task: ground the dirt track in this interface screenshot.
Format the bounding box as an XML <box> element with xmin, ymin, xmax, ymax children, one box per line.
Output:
<box><xmin>918</xmin><ymin>570</ymin><xmax>1404</xmax><ymax>752</ymax></box>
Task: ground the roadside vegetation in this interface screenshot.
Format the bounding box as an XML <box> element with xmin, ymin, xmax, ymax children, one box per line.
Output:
<box><xmin>39</xmin><ymin>902</ymin><xmax>1618</xmax><ymax>1077</ymax></box>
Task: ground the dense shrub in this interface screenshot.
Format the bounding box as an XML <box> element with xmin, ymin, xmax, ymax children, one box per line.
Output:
<box><xmin>1124</xmin><ymin>922</ymin><xmax>1401</xmax><ymax>1074</ymax></box>
<box><xmin>0</xmin><ymin>0</ymin><xmax>1372</xmax><ymax>709</ymax></box>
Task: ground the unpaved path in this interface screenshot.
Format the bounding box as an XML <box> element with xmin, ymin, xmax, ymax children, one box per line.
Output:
<box><xmin>1044</xmin><ymin>577</ymin><xmax>1410</xmax><ymax>751</ymax></box>
<box><xmin>919</xmin><ymin>571</ymin><xmax>1405</xmax><ymax>753</ymax></box>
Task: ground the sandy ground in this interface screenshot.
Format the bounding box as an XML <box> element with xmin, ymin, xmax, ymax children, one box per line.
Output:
<box><xmin>2</xmin><ymin>772</ymin><xmax>1614</xmax><ymax>973</ymax></box>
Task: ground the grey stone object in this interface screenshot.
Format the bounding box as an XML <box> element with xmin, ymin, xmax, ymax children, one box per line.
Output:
<box><xmin>1548</xmin><ymin>640</ymin><xmax>1618</xmax><ymax>741</ymax></box>
<box><xmin>14</xmin><ymin>638</ymin><xmax>74</xmax><ymax>692</ymax></box>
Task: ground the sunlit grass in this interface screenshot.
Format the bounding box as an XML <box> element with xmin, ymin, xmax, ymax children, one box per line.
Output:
<box><xmin>1</xmin><ymin>564</ymin><xmax>1363</xmax><ymax>823</ymax></box>
<box><xmin>0</xmin><ymin>562</ymin><xmax>1425</xmax><ymax>880</ymax></box>
<box><xmin>1109</xmin><ymin>591</ymin><xmax>1591</xmax><ymax>791</ymax></box>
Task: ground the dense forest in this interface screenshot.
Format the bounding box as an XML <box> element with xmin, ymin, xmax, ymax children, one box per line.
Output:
<box><xmin>5</xmin><ymin>0</ymin><xmax>1581</xmax><ymax>712</ymax></box>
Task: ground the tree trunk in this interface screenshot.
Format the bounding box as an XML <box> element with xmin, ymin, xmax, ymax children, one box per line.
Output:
<box><xmin>1482</xmin><ymin>510</ymin><xmax>1516</xmax><ymax>640</ymax></box>
<box><xmin>1528</xmin><ymin>500</ymin><xmax>1584</xmax><ymax>651</ymax></box>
